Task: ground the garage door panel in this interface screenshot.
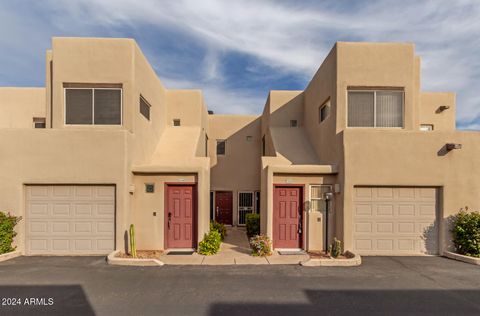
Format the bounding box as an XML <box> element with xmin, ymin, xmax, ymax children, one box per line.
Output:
<box><xmin>26</xmin><ymin>185</ymin><xmax>115</xmax><ymax>255</ymax></box>
<box><xmin>353</xmin><ymin>187</ymin><xmax>438</xmax><ymax>255</ymax></box>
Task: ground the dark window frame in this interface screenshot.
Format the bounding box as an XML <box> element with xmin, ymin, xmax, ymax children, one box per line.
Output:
<box><xmin>216</xmin><ymin>139</ymin><xmax>226</xmax><ymax>156</ymax></box>
<box><xmin>64</xmin><ymin>87</ymin><xmax>122</xmax><ymax>126</ymax></box>
<box><xmin>139</xmin><ymin>95</ymin><xmax>151</xmax><ymax>121</ymax></box>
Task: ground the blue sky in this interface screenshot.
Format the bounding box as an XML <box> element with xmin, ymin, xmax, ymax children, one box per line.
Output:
<box><xmin>0</xmin><ymin>0</ymin><xmax>479</xmax><ymax>128</ymax></box>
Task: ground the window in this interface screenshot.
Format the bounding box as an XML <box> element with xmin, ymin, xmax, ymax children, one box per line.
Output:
<box><xmin>348</xmin><ymin>90</ymin><xmax>403</xmax><ymax>128</ymax></box>
<box><xmin>205</xmin><ymin>134</ymin><xmax>209</xmax><ymax>157</ymax></box>
<box><xmin>310</xmin><ymin>185</ymin><xmax>332</xmax><ymax>213</ymax></box>
<box><xmin>139</xmin><ymin>96</ymin><xmax>151</xmax><ymax>120</ymax></box>
<box><xmin>145</xmin><ymin>183</ymin><xmax>155</xmax><ymax>193</ymax></box>
<box><xmin>290</xmin><ymin>119</ymin><xmax>298</xmax><ymax>127</ymax></box>
<box><xmin>33</xmin><ymin>117</ymin><xmax>46</xmax><ymax>128</ymax></box>
<box><xmin>173</xmin><ymin>119</ymin><xmax>181</xmax><ymax>126</ymax></box>
<box><xmin>246</xmin><ymin>135</ymin><xmax>253</xmax><ymax>142</ymax></box>
<box><xmin>420</xmin><ymin>124</ymin><xmax>434</xmax><ymax>131</ymax></box>
<box><xmin>319</xmin><ymin>101</ymin><xmax>330</xmax><ymax>123</ymax></box>
<box><xmin>238</xmin><ymin>192</ymin><xmax>254</xmax><ymax>225</ymax></box>
<box><xmin>216</xmin><ymin>140</ymin><xmax>226</xmax><ymax>155</ymax></box>
<box><xmin>262</xmin><ymin>135</ymin><xmax>266</xmax><ymax>156</ymax></box>
<box><xmin>65</xmin><ymin>88</ymin><xmax>122</xmax><ymax>125</ymax></box>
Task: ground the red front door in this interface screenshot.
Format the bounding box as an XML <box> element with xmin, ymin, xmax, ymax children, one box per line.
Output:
<box><xmin>165</xmin><ymin>185</ymin><xmax>196</xmax><ymax>249</ymax></box>
<box><xmin>273</xmin><ymin>186</ymin><xmax>302</xmax><ymax>248</ymax></box>
<box><xmin>215</xmin><ymin>191</ymin><xmax>233</xmax><ymax>225</ymax></box>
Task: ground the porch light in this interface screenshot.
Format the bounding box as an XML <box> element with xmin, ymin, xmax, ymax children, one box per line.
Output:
<box><xmin>324</xmin><ymin>192</ymin><xmax>333</xmax><ymax>252</ymax></box>
<box><xmin>438</xmin><ymin>105</ymin><xmax>450</xmax><ymax>112</ymax></box>
<box><xmin>446</xmin><ymin>143</ymin><xmax>462</xmax><ymax>151</ymax></box>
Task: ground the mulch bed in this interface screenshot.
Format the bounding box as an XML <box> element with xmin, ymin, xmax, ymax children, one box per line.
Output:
<box><xmin>308</xmin><ymin>251</ymin><xmax>350</xmax><ymax>260</ymax></box>
<box><xmin>115</xmin><ymin>250</ymin><xmax>163</xmax><ymax>259</ymax></box>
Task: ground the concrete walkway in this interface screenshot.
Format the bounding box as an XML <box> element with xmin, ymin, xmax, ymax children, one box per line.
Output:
<box><xmin>160</xmin><ymin>227</ymin><xmax>309</xmax><ymax>265</ymax></box>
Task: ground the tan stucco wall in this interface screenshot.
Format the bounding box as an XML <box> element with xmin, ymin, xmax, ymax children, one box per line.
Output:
<box><xmin>420</xmin><ymin>92</ymin><xmax>456</xmax><ymax>131</ymax></box>
<box><xmin>342</xmin><ymin>130</ymin><xmax>480</xmax><ymax>253</ymax></box>
<box><xmin>272</xmin><ymin>174</ymin><xmax>337</xmax><ymax>251</ymax></box>
<box><xmin>0</xmin><ymin>88</ymin><xmax>46</xmax><ymax>128</ymax></box>
<box><xmin>209</xmin><ymin>115</ymin><xmax>261</xmax><ymax>225</ymax></box>
<box><xmin>132</xmin><ymin>174</ymin><xmax>197</xmax><ymax>250</ymax></box>
<box><xmin>0</xmin><ymin>129</ymin><xmax>127</xmax><ymax>253</ymax></box>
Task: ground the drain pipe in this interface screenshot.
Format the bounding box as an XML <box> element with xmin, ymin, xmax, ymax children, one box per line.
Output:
<box><xmin>324</xmin><ymin>192</ymin><xmax>333</xmax><ymax>253</ymax></box>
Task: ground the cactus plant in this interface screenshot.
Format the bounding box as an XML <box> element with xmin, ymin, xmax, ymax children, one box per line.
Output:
<box><xmin>329</xmin><ymin>237</ymin><xmax>342</xmax><ymax>258</ymax></box>
<box><xmin>129</xmin><ymin>224</ymin><xmax>137</xmax><ymax>258</ymax></box>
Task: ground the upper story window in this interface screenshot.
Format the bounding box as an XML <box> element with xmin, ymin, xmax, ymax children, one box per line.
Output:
<box><xmin>33</xmin><ymin>117</ymin><xmax>46</xmax><ymax>128</ymax></box>
<box><xmin>216</xmin><ymin>139</ymin><xmax>226</xmax><ymax>156</ymax></box>
<box><xmin>290</xmin><ymin>120</ymin><xmax>298</xmax><ymax>127</ymax></box>
<box><xmin>347</xmin><ymin>90</ymin><xmax>404</xmax><ymax>128</ymax></box>
<box><xmin>319</xmin><ymin>100</ymin><xmax>330</xmax><ymax>123</ymax></box>
<box><xmin>139</xmin><ymin>96</ymin><xmax>151</xmax><ymax>121</ymax></box>
<box><xmin>262</xmin><ymin>135</ymin><xmax>266</xmax><ymax>156</ymax></box>
<box><xmin>173</xmin><ymin>119</ymin><xmax>181</xmax><ymax>126</ymax></box>
<box><xmin>65</xmin><ymin>86</ymin><xmax>122</xmax><ymax>125</ymax></box>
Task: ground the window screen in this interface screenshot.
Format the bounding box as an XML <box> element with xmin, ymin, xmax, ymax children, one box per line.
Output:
<box><xmin>65</xmin><ymin>89</ymin><xmax>93</xmax><ymax>124</ymax></box>
<box><xmin>217</xmin><ymin>140</ymin><xmax>226</xmax><ymax>155</ymax></box>
<box><xmin>94</xmin><ymin>89</ymin><xmax>122</xmax><ymax>125</ymax></box>
<box><xmin>376</xmin><ymin>91</ymin><xmax>403</xmax><ymax>127</ymax></box>
<box><xmin>348</xmin><ymin>91</ymin><xmax>374</xmax><ymax>127</ymax></box>
<box><xmin>140</xmin><ymin>96</ymin><xmax>150</xmax><ymax>120</ymax></box>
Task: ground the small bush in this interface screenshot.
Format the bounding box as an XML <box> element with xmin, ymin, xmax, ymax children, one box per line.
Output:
<box><xmin>249</xmin><ymin>234</ymin><xmax>272</xmax><ymax>257</ymax></box>
<box><xmin>452</xmin><ymin>209</ymin><xmax>480</xmax><ymax>257</ymax></box>
<box><xmin>246</xmin><ymin>213</ymin><xmax>260</xmax><ymax>238</ymax></box>
<box><xmin>0</xmin><ymin>211</ymin><xmax>21</xmax><ymax>254</ymax></box>
<box><xmin>198</xmin><ymin>230</ymin><xmax>221</xmax><ymax>255</ymax></box>
<box><xmin>210</xmin><ymin>221</ymin><xmax>227</xmax><ymax>240</ymax></box>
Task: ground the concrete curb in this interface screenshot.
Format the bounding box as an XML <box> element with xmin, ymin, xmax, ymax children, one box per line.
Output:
<box><xmin>107</xmin><ymin>250</ymin><xmax>164</xmax><ymax>266</ymax></box>
<box><xmin>300</xmin><ymin>251</ymin><xmax>361</xmax><ymax>267</ymax></box>
<box><xmin>444</xmin><ymin>251</ymin><xmax>480</xmax><ymax>266</ymax></box>
<box><xmin>0</xmin><ymin>250</ymin><xmax>21</xmax><ymax>262</ymax></box>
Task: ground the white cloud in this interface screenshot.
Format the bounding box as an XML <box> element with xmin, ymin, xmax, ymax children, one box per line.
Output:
<box><xmin>2</xmin><ymin>0</ymin><xmax>480</xmax><ymax>125</ymax></box>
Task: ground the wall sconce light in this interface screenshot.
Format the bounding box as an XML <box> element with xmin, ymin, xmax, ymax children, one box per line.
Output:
<box><xmin>438</xmin><ymin>105</ymin><xmax>450</xmax><ymax>112</ymax></box>
<box><xmin>446</xmin><ymin>143</ymin><xmax>462</xmax><ymax>151</ymax></box>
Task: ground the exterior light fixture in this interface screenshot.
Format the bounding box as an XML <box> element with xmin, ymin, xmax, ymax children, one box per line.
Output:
<box><xmin>438</xmin><ymin>105</ymin><xmax>450</xmax><ymax>112</ymax></box>
<box><xmin>324</xmin><ymin>192</ymin><xmax>333</xmax><ymax>252</ymax></box>
<box><xmin>446</xmin><ymin>143</ymin><xmax>462</xmax><ymax>151</ymax></box>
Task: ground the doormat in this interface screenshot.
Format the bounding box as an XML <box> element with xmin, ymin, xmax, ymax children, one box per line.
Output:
<box><xmin>166</xmin><ymin>251</ymin><xmax>195</xmax><ymax>255</ymax></box>
<box><xmin>278</xmin><ymin>250</ymin><xmax>306</xmax><ymax>255</ymax></box>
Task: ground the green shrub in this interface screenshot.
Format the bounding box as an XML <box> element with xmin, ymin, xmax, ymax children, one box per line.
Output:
<box><xmin>249</xmin><ymin>234</ymin><xmax>272</xmax><ymax>256</ymax></box>
<box><xmin>328</xmin><ymin>237</ymin><xmax>343</xmax><ymax>258</ymax></box>
<box><xmin>0</xmin><ymin>211</ymin><xmax>21</xmax><ymax>254</ymax></box>
<box><xmin>210</xmin><ymin>221</ymin><xmax>227</xmax><ymax>240</ymax></box>
<box><xmin>246</xmin><ymin>213</ymin><xmax>260</xmax><ymax>238</ymax></box>
<box><xmin>198</xmin><ymin>230</ymin><xmax>221</xmax><ymax>255</ymax></box>
<box><xmin>452</xmin><ymin>209</ymin><xmax>480</xmax><ymax>257</ymax></box>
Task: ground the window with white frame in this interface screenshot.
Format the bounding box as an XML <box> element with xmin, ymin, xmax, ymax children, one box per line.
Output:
<box><xmin>65</xmin><ymin>87</ymin><xmax>122</xmax><ymax>125</ymax></box>
<box><xmin>310</xmin><ymin>185</ymin><xmax>331</xmax><ymax>212</ymax></box>
<box><xmin>348</xmin><ymin>90</ymin><xmax>404</xmax><ymax>128</ymax></box>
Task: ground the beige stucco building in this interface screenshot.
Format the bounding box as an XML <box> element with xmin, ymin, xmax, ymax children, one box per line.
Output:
<box><xmin>1</xmin><ymin>37</ymin><xmax>478</xmax><ymax>256</ymax></box>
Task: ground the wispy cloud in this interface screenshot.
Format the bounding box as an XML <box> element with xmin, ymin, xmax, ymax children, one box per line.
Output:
<box><xmin>0</xmin><ymin>0</ymin><xmax>479</xmax><ymax>123</ymax></box>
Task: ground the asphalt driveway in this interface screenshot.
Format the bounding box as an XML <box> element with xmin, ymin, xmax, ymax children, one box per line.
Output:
<box><xmin>0</xmin><ymin>256</ymin><xmax>479</xmax><ymax>316</ymax></box>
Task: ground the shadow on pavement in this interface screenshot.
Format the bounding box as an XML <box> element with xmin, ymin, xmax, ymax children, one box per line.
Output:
<box><xmin>0</xmin><ymin>285</ymin><xmax>94</xmax><ymax>316</ymax></box>
<box><xmin>208</xmin><ymin>289</ymin><xmax>480</xmax><ymax>316</ymax></box>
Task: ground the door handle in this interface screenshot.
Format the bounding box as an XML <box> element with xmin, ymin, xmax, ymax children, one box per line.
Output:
<box><xmin>168</xmin><ymin>212</ymin><xmax>172</xmax><ymax>229</ymax></box>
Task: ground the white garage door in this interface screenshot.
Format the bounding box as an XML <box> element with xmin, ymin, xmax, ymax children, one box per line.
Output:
<box><xmin>353</xmin><ymin>187</ymin><xmax>438</xmax><ymax>255</ymax></box>
<box><xmin>26</xmin><ymin>185</ymin><xmax>115</xmax><ymax>255</ymax></box>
